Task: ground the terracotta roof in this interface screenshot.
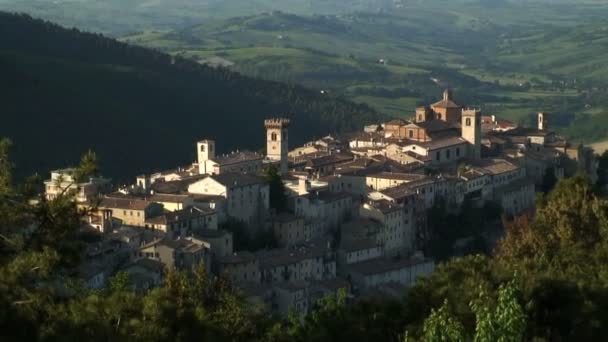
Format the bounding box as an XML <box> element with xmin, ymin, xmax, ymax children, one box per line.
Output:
<box><xmin>150</xmin><ymin>175</ymin><xmax>206</xmax><ymax>194</ymax></box>
<box><xmin>145</xmin><ymin>207</ymin><xmax>214</xmax><ymax>225</ymax></box>
<box><xmin>414</xmin><ymin>119</ymin><xmax>460</xmax><ymax>133</ymax></box>
<box><xmin>431</xmin><ymin>98</ymin><xmax>461</xmax><ymax>109</ymax></box>
<box><xmin>366</xmin><ymin>172</ymin><xmax>426</xmax><ymax>181</ymax></box>
<box><xmin>471</xmin><ymin>159</ymin><xmax>519</xmax><ymax>175</ymax></box>
<box><xmin>99</xmin><ymin>197</ymin><xmax>153</xmax><ymax>211</ymax></box>
<box><xmin>149</xmin><ymin>193</ymin><xmax>191</xmax><ymax>203</ymax></box>
<box><xmin>418</xmin><ymin>137</ymin><xmax>468</xmax><ymax>150</ymax></box>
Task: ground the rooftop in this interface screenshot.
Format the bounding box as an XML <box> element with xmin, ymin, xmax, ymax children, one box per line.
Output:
<box><xmin>193</xmin><ymin>229</ymin><xmax>231</xmax><ymax>239</ymax></box>
<box><xmin>210</xmin><ymin>173</ymin><xmax>265</xmax><ymax>188</ymax></box>
<box><xmin>471</xmin><ymin>159</ymin><xmax>520</xmax><ymax>175</ymax></box>
<box><xmin>145</xmin><ymin>207</ymin><xmax>214</xmax><ymax>225</ymax></box>
<box><xmin>409</xmin><ymin>119</ymin><xmax>460</xmax><ymax>133</ymax></box>
<box><xmin>365</xmin><ymin>172</ymin><xmax>426</xmax><ymax>182</ymax></box>
<box><xmin>150</xmin><ymin>175</ymin><xmax>207</xmax><ymax>194</ymax></box>
<box><xmin>257</xmin><ymin>240</ymin><xmax>330</xmax><ymax>269</ymax></box>
<box><xmin>99</xmin><ymin>197</ymin><xmax>153</xmax><ymax>211</ymax></box>
<box><xmin>418</xmin><ymin>137</ymin><xmax>468</xmax><ymax>150</ymax></box>
<box><xmin>155</xmin><ymin>239</ymin><xmax>205</xmax><ymax>253</ymax></box>
<box><xmin>149</xmin><ymin>193</ymin><xmax>191</xmax><ymax>203</ymax></box>
<box><xmin>214</xmin><ymin>150</ymin><xmax>264</xmax><ymax>166</ymax></box>
<box><xmin>305</xmin><ymin>153</ymin><xmax>354</xmax><ymax>168</ymax></box>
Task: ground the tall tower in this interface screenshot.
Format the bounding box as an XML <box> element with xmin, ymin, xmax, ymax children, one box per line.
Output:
<box><xmin>461</xmin><ymin>108</ymin><xmax>481</xmax><ymax>160</ymax></box>
<box><xmin>197</xmin><ymin>140</ymin><xmax>215</xmax><ymax>175</ymax></box>
<box><xmin>265</xmin><ymin>118</ymin><xmax>290</xmax><ymax>173</ymax></box>
<box><xmin>538</xmin><ymin>112</ymin><xmax>548</xmax><ymax>131</ymax></box>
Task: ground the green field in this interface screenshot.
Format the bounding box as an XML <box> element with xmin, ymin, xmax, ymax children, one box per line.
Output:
<box><xmin>5</xmin><ymin>0</ymin><xmax>608</xmax><ymax>142</ymax></box>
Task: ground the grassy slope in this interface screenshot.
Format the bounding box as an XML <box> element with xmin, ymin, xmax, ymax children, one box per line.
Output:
<box><xmin>3</xmin><ymin>0</ymin><xmax>608</xmax><ymax>141</ymax></box>
<box><xmin>121</xmin><ymin>4</ymin><xmax>608</xmax><ymax>125</ymax></box>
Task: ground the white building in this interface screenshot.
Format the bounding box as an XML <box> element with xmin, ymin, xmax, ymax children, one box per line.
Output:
<box><xmin>44</xmin><ymin>168</ymin><xmax>111</xmax><ymax>203</ymax></box>
<box><xmin>188</xmin><ymin>173</ymin><xmax>269</xmax><ymax>226</ymax></box>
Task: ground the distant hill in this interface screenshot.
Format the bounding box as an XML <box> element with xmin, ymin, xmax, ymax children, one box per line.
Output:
<box><xmin>123</xmin><ymin>7</ymin><xmax>608</xmax><ymax>142</ymax></box>
<box><xmin>0</xmin><ymin>12</ymin><xmax>381</xmax><ymax>180</ymax></box>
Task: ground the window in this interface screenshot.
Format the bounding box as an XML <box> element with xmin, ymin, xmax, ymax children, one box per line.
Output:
<box><xmin>271</xmin><ymin>132</ymin><xmax>277</xmax><ymax>141</ymax></box>
<box><xmin>437</xmin><ymin>113</ymin><xmax>442</xmax><ymax>120</ymax></box>
<box><xmin>418</xmin><ymin>115</ymin><xmax>422</xmax><ymax>121</ymax></box>
<box><xmin>409</xmin><ymin>130</ymin><xmax>414</xmax><ymax>138</ymax></box>
<box><xmin>436</xmin><ymin>151</ymin><xmax>441</xmax><ymax>161</ymax></box>
<box><xmin>446</xmin><ymin>149</ymin><xmax>451</xmax><ymax>159</ymax></box>
<box><xmin>200</xmin><ymin>145</ymin><xmax>205</xmax><ymax>152</ymax></box>
<box><xmin>456</xmin><ymin>147</ymin><xmax>460</xmax><ymax>157</ymax></box>
<box><xmin>466</xmin><ymin>118</ymin><xmax>472</xmax><ymax>126</ymax></box>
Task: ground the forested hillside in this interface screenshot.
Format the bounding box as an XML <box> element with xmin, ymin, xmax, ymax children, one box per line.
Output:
<box><xmin>0</xmin><ymin>12</ymin><xmax>381</xmax><ymax>180</ymax></box>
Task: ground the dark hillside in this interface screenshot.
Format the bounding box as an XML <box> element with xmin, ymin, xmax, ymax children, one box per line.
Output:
<box><xmin>0</xmin><ymin>12</ymin><xmax>381</xmax><ymax>180</ymax></box>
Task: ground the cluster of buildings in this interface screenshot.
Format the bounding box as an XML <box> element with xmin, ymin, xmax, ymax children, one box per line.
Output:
<box><xmin>46</xmin><ymin>89</ymin><xmax>597</xmax><ymax>318</ymax></box>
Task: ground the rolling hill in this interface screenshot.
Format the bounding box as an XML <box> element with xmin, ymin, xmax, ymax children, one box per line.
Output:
<box><xmin>120</xmin><ymin>3</ymin><xmax>608</xmax><ymax>142</ymax></box>
<box><xmin>0</xmin><ymin>12</ymin><xmax>382</xmax><ymax>180</ymax></box>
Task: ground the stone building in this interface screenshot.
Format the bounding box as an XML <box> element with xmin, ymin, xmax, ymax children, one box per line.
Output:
<box><xmin>98</xmin><ymin>196</ymin><xmax>163</xmax><ymax>227</ymax></box>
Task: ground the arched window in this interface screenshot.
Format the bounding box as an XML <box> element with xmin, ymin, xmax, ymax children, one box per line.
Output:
<box><xmin>200</xmin><ymin>145</ymin><xmax>205</xmax><ymax>152</ymax></box>
<box><xmin>466</xmin><ymin>118</ymin><xmax>472</xmax><ymax>126</ymax></box>
<box><xmin>437</xmin><ymin>113</ymin><xmax>442</xmax><ymax>120</ymax></box>
<box><xmin>271</xmin><ymin>132</ymin><xmax>277</xmax><ymax>141</ymax></box>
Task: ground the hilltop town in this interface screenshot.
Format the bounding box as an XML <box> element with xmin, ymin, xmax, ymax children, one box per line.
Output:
<box><xmin>45</xmin><ymin>90</ymin><xmax>597</xmax><ymax>318</ymax></box>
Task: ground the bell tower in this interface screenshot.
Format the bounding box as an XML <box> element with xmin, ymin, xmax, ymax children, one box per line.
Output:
<box><xmin>461</xmin><ymin>108</ymin><xmax>481</xmax><ymax>160</ymax></box>
<box><xmin>265</xmin><ymin>118</ymin><xmax>290</xmax><ymax>173</ymax></box>
<box><xmin>197</xmin><ymin>140</ymin><xmax>215</xmax><ymax>175</ymax></box>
